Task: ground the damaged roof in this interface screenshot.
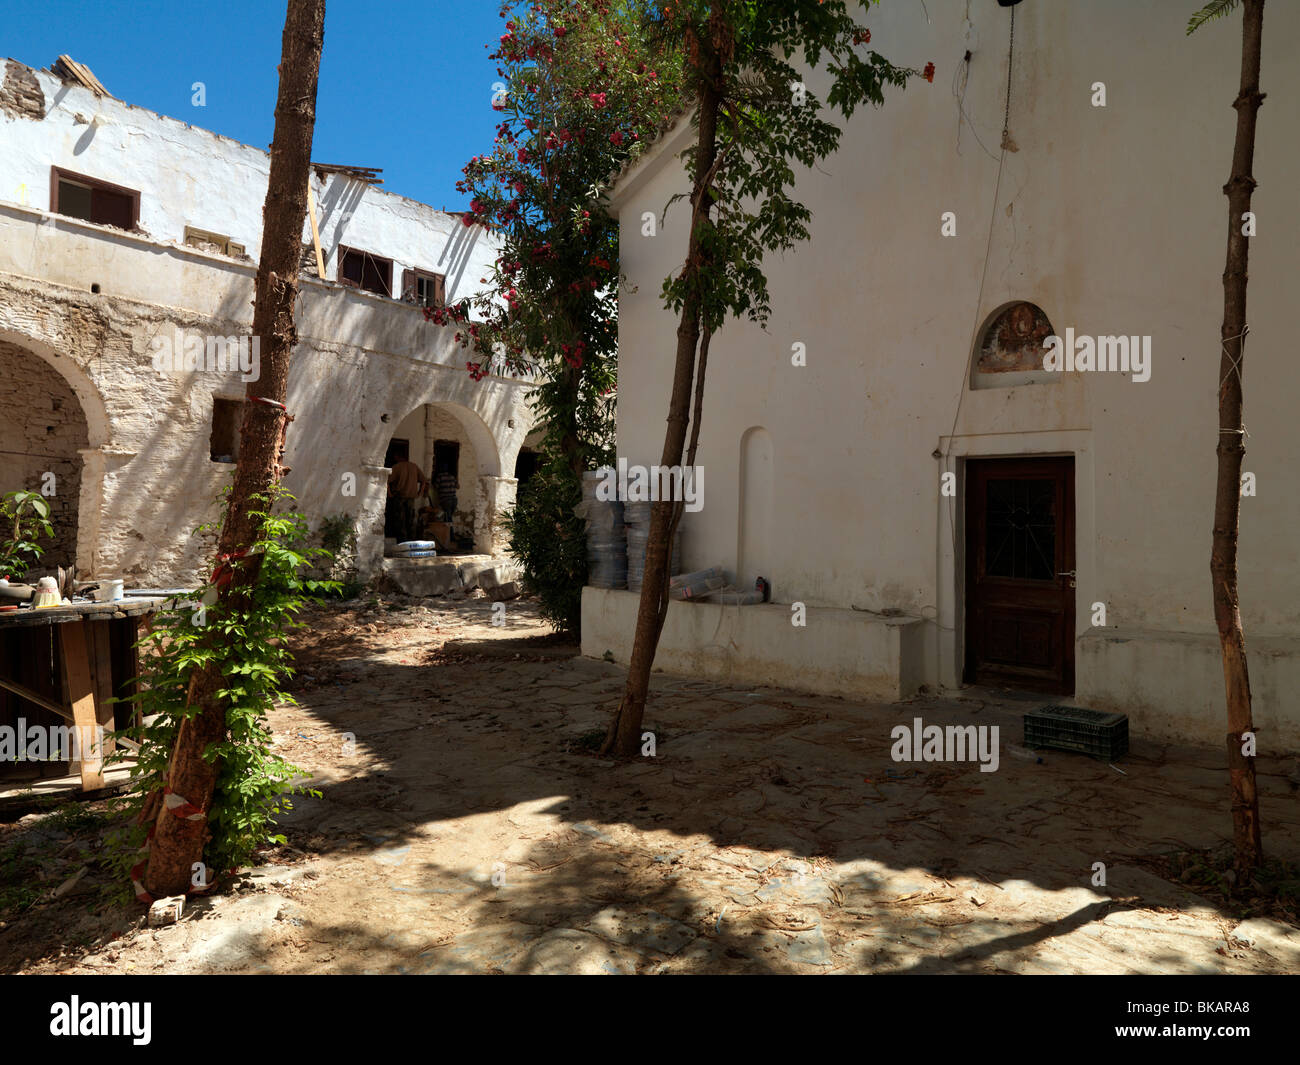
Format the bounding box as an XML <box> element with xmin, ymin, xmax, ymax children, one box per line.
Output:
<box><xmin>51</xmin><ymin>54</ymin><xmax>111</xmax><ymax>98</ymax></box>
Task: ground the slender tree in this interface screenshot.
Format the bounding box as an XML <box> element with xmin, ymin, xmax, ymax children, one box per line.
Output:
<box><xmin>602</xmin><ymin>1</ymin><xmax>929</xmax><ymax>754</ymax></box>
<box><xmin>144</xmin><ymin>0</ymin><xmax>326</xmax><ymax>897</ymax></box>
<box><xmin>1188</xmin><ymin>0</ymin><xmax>1266</xmax><ymax>877</ymax></box>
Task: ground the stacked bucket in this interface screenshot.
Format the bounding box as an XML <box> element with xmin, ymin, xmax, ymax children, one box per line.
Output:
<box><xmin>623</xmin><ymin>501</ymin><xmax>682</xmax><ymax>592</ymax></box>
<box><xmin>580</xmin><ymin>471</ymin><xmax>627</xmax><ymax>589</ymax></box>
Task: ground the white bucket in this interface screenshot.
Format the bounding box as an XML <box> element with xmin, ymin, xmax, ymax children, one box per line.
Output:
<box><xmin>97</xmin><ymin>579</ymin><xmax>125</xmax><ymax>602</ymax></box>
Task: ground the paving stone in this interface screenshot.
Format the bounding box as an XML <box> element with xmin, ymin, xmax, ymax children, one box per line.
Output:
<box><xmin>1101</xmin><ymin>910</ymin><xmax>1225</xmax><ymax>939</ymax></box>
<box><xmin>511</xmin><ymin>928</ymin><xmax>643</xmax><ymax>975</ymax></box>
<box><xmin>714</xmin><ymin>702</ymin><xmax>801</xmax><ymax>729</ymax></box>
<box><xmin>181</xmin><ymin>894</ymin><xmax>284</xmax><ymax>971</ymax></box>
<box><xmin>415</xmin><ymin>925</ymin><xmax>541</xmax><ymax>974</ymax></box>
<box><xmin>583</xmin><ymin>906</ymin><xmax>699</xmax><ymax>956</ymax></box>
<box><xmin>1231</xmin><ymin>918</ymin><xmax>1300</xmax><ymax>966</ymax></box>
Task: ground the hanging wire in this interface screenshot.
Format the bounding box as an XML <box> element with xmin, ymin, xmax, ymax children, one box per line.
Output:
<box><xmin>953</xmin><ymin>52</ymin><xmax>1000</xmax><ymax>162</ymax></box>
<box><xmin>1004</xmin><ymin>4</ymin><xmax>1015</xmax><ymax>139</ymax></box>
<box><xmin>935</xmin><ymin>5</ymin><xmax>1017</xmax><ymax>643</ymax></box>
<box><xmin>944</xmin><ymin>8</ymin><xmax>1015</xmax><ymax>465</ymax></box>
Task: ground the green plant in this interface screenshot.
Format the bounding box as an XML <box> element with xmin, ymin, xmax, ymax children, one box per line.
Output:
<box><xmin>318</xmin><ymin>513</ymin><xmax>356</xmax><ymax>556</ymax></box>
<box><xmin>503</xmin><ymin>459</ymin><xmax>587</xmax><ymax>633</ymax></box>
<box><xmin>0</xmin><ymin>489</ymin><xmax>54</xmax><ymax>579</ymax></box>
<box><xmin>314</xmin><ymin>513</ymin><xmax>361</xmax><ymax>595</ymax></box>
<box><xmin>106</xmin><ymin>487</ymin><xmax>337</xmax><ymax>891</ymax></box>
<box><xmin>435</xmin><ymin>1</ymin><xmax>679</xmax><ymax>633</ymax></box>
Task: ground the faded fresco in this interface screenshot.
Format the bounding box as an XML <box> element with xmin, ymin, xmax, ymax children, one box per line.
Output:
<box><xmin>976</xmin><ymin>301</ymin><xmax>1054</xmax><ymax>373</ymax></box>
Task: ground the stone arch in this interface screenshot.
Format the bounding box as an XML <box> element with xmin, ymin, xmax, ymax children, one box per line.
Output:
<box><xmin>368</xmin><ymin>399</ymin><xmax>507</xmax><ymax>558</ymax></box>
<box><xmin>0</xmin><ymin>327</ymin><xmax>110</xmax><ymax>449</ymax></box>
<box><xmin>373</xmin><ymin>399</ymin><xmax>502</xmax><ymax>479</ymax></box>
<box><xmin>0</xmin><ymin>330</ymin><xmax>109</xmax><ymax>574</ymax></box>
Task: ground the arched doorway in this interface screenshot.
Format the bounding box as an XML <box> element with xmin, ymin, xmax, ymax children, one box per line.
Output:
<box><xmin>0</xmin><ymin>339</ymin><xmax>91</xmax><ymax>574</ymax></box>
<box><xmin>380</xmin><ymin>401</ymin><xmax>502</xmax><ymax>555</ymax></box>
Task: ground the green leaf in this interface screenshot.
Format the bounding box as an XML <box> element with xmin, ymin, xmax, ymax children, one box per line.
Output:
<box><xmin>1187</xmin><ymin>0</ymin><xmax>1241</xmax><ymax>34</ymax></box>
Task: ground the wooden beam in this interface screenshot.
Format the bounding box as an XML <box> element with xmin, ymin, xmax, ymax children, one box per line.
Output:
<box><xmin>55</xmin><ymin>55</ymin><xmax>110</xmax><ymax>97</ymax></box>
<box><xmin>306</xmin><ymin>182</ymin><xmax>326</xmax><ymax>279</ymax></box>
<box><xmin>88</xmin><ymin>621</ymin><xmax>117</xmax><ymax>754</ymax></box>
<box><xmin>0</xmin><ymin>675</ymin><xmax>74</xmax><ymax>722</ymax></box>
<box><xmin>58</xmin><ymin>621</ymin><xmax>104</xmax><ymax>791</ymax></box>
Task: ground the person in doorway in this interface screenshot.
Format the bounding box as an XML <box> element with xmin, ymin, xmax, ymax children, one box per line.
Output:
<box><xmin>434</xmin><ymin>466</ymin><xmax>459</xmax><ymax>525</ymax></box>
<box><xmin>388</xmin><ymin>456</ymin><xmax>430</xmax><ymax>542</ymax></box>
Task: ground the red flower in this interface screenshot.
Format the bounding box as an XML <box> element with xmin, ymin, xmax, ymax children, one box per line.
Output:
<box><xmin>610</xmin><ymin>131</ymin><xmax>624</xmax><ymax>146</ymax></box>
<box><xmin>923</xmin><ymin>62</ymin><xmax>935</xmax><ymax>83</ymax></box>
<box><xmin>554</xmin><ymin>26</ymin><xmax>567</xmax><ymax>38</ymax></box>
<box><xmin>853</xmin><ymin>28</ymin><xmax>871</xmax><ymax>45</ymax></box>
<box><xmin>588</xmin><ymin>92</ymin><xmax>607</xmax><ymax>108</ymax></box>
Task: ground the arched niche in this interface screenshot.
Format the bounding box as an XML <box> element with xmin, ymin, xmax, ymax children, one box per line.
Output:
<box><xmin>970</xmin><ymin>301</ymin><xmax>1061</xmax><ymax>390</ymax></box>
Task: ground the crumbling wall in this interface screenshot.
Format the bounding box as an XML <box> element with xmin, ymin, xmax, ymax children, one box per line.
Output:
<box><xmin>0</xmin><ymin>60</ymin><xmax>44</xmax><ymax>120</ymax></box>
<box><xmin>0</xmin><ymin>340</ymin><xmax>87</xmax><ymax>571</ymax></box>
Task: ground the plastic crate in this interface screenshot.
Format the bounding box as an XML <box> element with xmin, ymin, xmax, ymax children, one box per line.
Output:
<box><xmin>1023</xmin><ymin>705</ymin><xmax>1128</xmax><ymax>760</ymax></box>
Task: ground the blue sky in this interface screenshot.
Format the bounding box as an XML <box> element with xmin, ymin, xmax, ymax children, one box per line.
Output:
<box><xmin>1</xmin><ymin>0</ymin><xmax>509</xmax><ymax>209</ymax></box>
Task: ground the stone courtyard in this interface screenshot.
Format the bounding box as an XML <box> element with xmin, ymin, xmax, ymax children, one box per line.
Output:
<box><xmin>2</xmin><ymin>596</ymin><xmax>1297</xmax><ymax>975</ymax></box>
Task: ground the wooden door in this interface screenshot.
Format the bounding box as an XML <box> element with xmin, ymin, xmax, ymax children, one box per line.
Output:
<box><xmin>964</xmin><ymin>456</ymin><xmax>1075</xmax><ymax>693</ymax></box>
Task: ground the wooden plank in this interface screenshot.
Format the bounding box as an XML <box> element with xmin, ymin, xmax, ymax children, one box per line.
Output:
<box><xmin>55</xmin><ymin>55</ymin><xmax>110</xmax><ymax>97</ymax></box>
<box><xmin>87</xmin><ymin>620</ymin><xmax>117</xmax><ymax>756</ymax></box>
<box><xmin>0</xmin><ymin>676</ymin><xmax>74</xmax><ymax>722</ymax></box>
<box><xmin>306</xmin><ymin>182</ymin><xmax>326</xmax><ymax>278</ymax></box>
<box><xmin>0</xmin><ymin>596</ymin><xmax>171</xmax><ymax>629</ymax></box>
<box><xmin>58</xmin><ymin>621</ymin><xmax>104</xmax><ymax>791</ymax></box>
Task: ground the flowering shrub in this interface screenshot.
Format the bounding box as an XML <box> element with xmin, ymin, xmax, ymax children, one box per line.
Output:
<box><xmin>431</xmin><ymin>0</ymin><xmax>682</xmax><ymax>631</ymax></box>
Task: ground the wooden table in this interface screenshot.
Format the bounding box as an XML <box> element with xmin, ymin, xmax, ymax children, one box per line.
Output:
<box><xmin>0</xmin><ymin>596</ymin><xmax>172</xmax><ymax>792</ymax></box>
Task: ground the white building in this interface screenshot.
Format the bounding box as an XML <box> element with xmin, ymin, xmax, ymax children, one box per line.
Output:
<box><xmin>0</xmin><ymin>55</ymin><xmax>536</xmax><ymax>586</ymax></box>
<box><xmin>584</xmin><ymin>0</ymin><xmax>1300</xmax><ymax>749</ymax></box>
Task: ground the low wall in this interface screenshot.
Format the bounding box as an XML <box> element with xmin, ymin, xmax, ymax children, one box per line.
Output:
<box><xmin>1078</xmin><ymin>627</ymin><xmax>1300</xmax><ymax>752</ymax></box>
<box><xmin>581</xmin><ymin>587</ymin><xmax>926</xmax><ymax>701</ymax></box>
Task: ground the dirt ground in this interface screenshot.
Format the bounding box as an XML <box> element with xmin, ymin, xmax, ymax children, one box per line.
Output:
<box><xmin>2</xmin><ymin>593</ymin><xmax>1298</xmax><ymax>974</ymax></box>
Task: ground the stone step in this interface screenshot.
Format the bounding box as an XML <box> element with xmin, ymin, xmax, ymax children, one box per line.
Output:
<box><xmin>381</xmin><ymin>555</ymin><xmax>521</xmax><ymax>598</ymax></box>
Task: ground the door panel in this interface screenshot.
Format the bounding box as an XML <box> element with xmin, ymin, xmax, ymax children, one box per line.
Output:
<box><xmin>964</xmin><ymin>457</ymin><xmax>1075</xmax><ymax>693</ymax></box>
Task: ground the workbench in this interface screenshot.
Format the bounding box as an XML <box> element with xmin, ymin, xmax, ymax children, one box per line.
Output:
<box><xmin>0</xmin><ymin>596</ymin><xmax>171</xmax><ymax>792</ymax></box>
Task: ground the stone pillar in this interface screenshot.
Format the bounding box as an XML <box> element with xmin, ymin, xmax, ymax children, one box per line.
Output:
<box><xmin>355</xmin><ymin>463</ymin><xmax>391</xmax><ymax>581</ymax></box>
<box><xmin>477</xmin><ymin>475</ymin><xmax>518</xmax><ymax>556</ymax></box>
<box><xmin>75</xmin><ymin>447</ymin><xmax>135</xmax><ymax>577</ymax></box>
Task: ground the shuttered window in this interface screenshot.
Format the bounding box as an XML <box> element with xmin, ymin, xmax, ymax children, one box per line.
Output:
<box><xmin>339</xmin><ymin>246</ymin><xmax>393</xmax><ymax>297</ymax></box>
<box><xmin>402</xmin><ymin>268</ymin><xmax>446</xmax><ymax>308</ymax></box>
<box><xmin>52</xmin><ymin>168</ymin><xmax>138</xmax><ymax>230</ymax></box>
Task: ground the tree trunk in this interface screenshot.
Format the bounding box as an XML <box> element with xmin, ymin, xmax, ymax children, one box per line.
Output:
<box><xmin>144</xmin><ymin>0</ymin><xmax>326</xmax><ymax>898</ymax></box>
<box><xmin>602</xmin><ymin>23</ymin><xmax>723</xmax><ymax>757</ymax></box>
<box><xmin>1211</xmin><ymin>0</ymin><xmax>1265</xmax><ymax>879</ymax></box>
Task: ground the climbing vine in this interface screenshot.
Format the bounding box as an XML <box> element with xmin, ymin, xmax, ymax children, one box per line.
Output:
<box><xmin>107</xmin><ymin>487</ymin><xmax>336</xmax><ymax>895</ymax></box>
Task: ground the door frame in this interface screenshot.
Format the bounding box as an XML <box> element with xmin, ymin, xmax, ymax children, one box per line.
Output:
<box><xmin>933</xmin><ymin>433</ymin><xmax>1093</xmax><ymax>694</ymax></box>
<box><xmin>963</xmin><ymin>455</ymin><xmax>1076</xmax><ymax>693</ymax></box>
